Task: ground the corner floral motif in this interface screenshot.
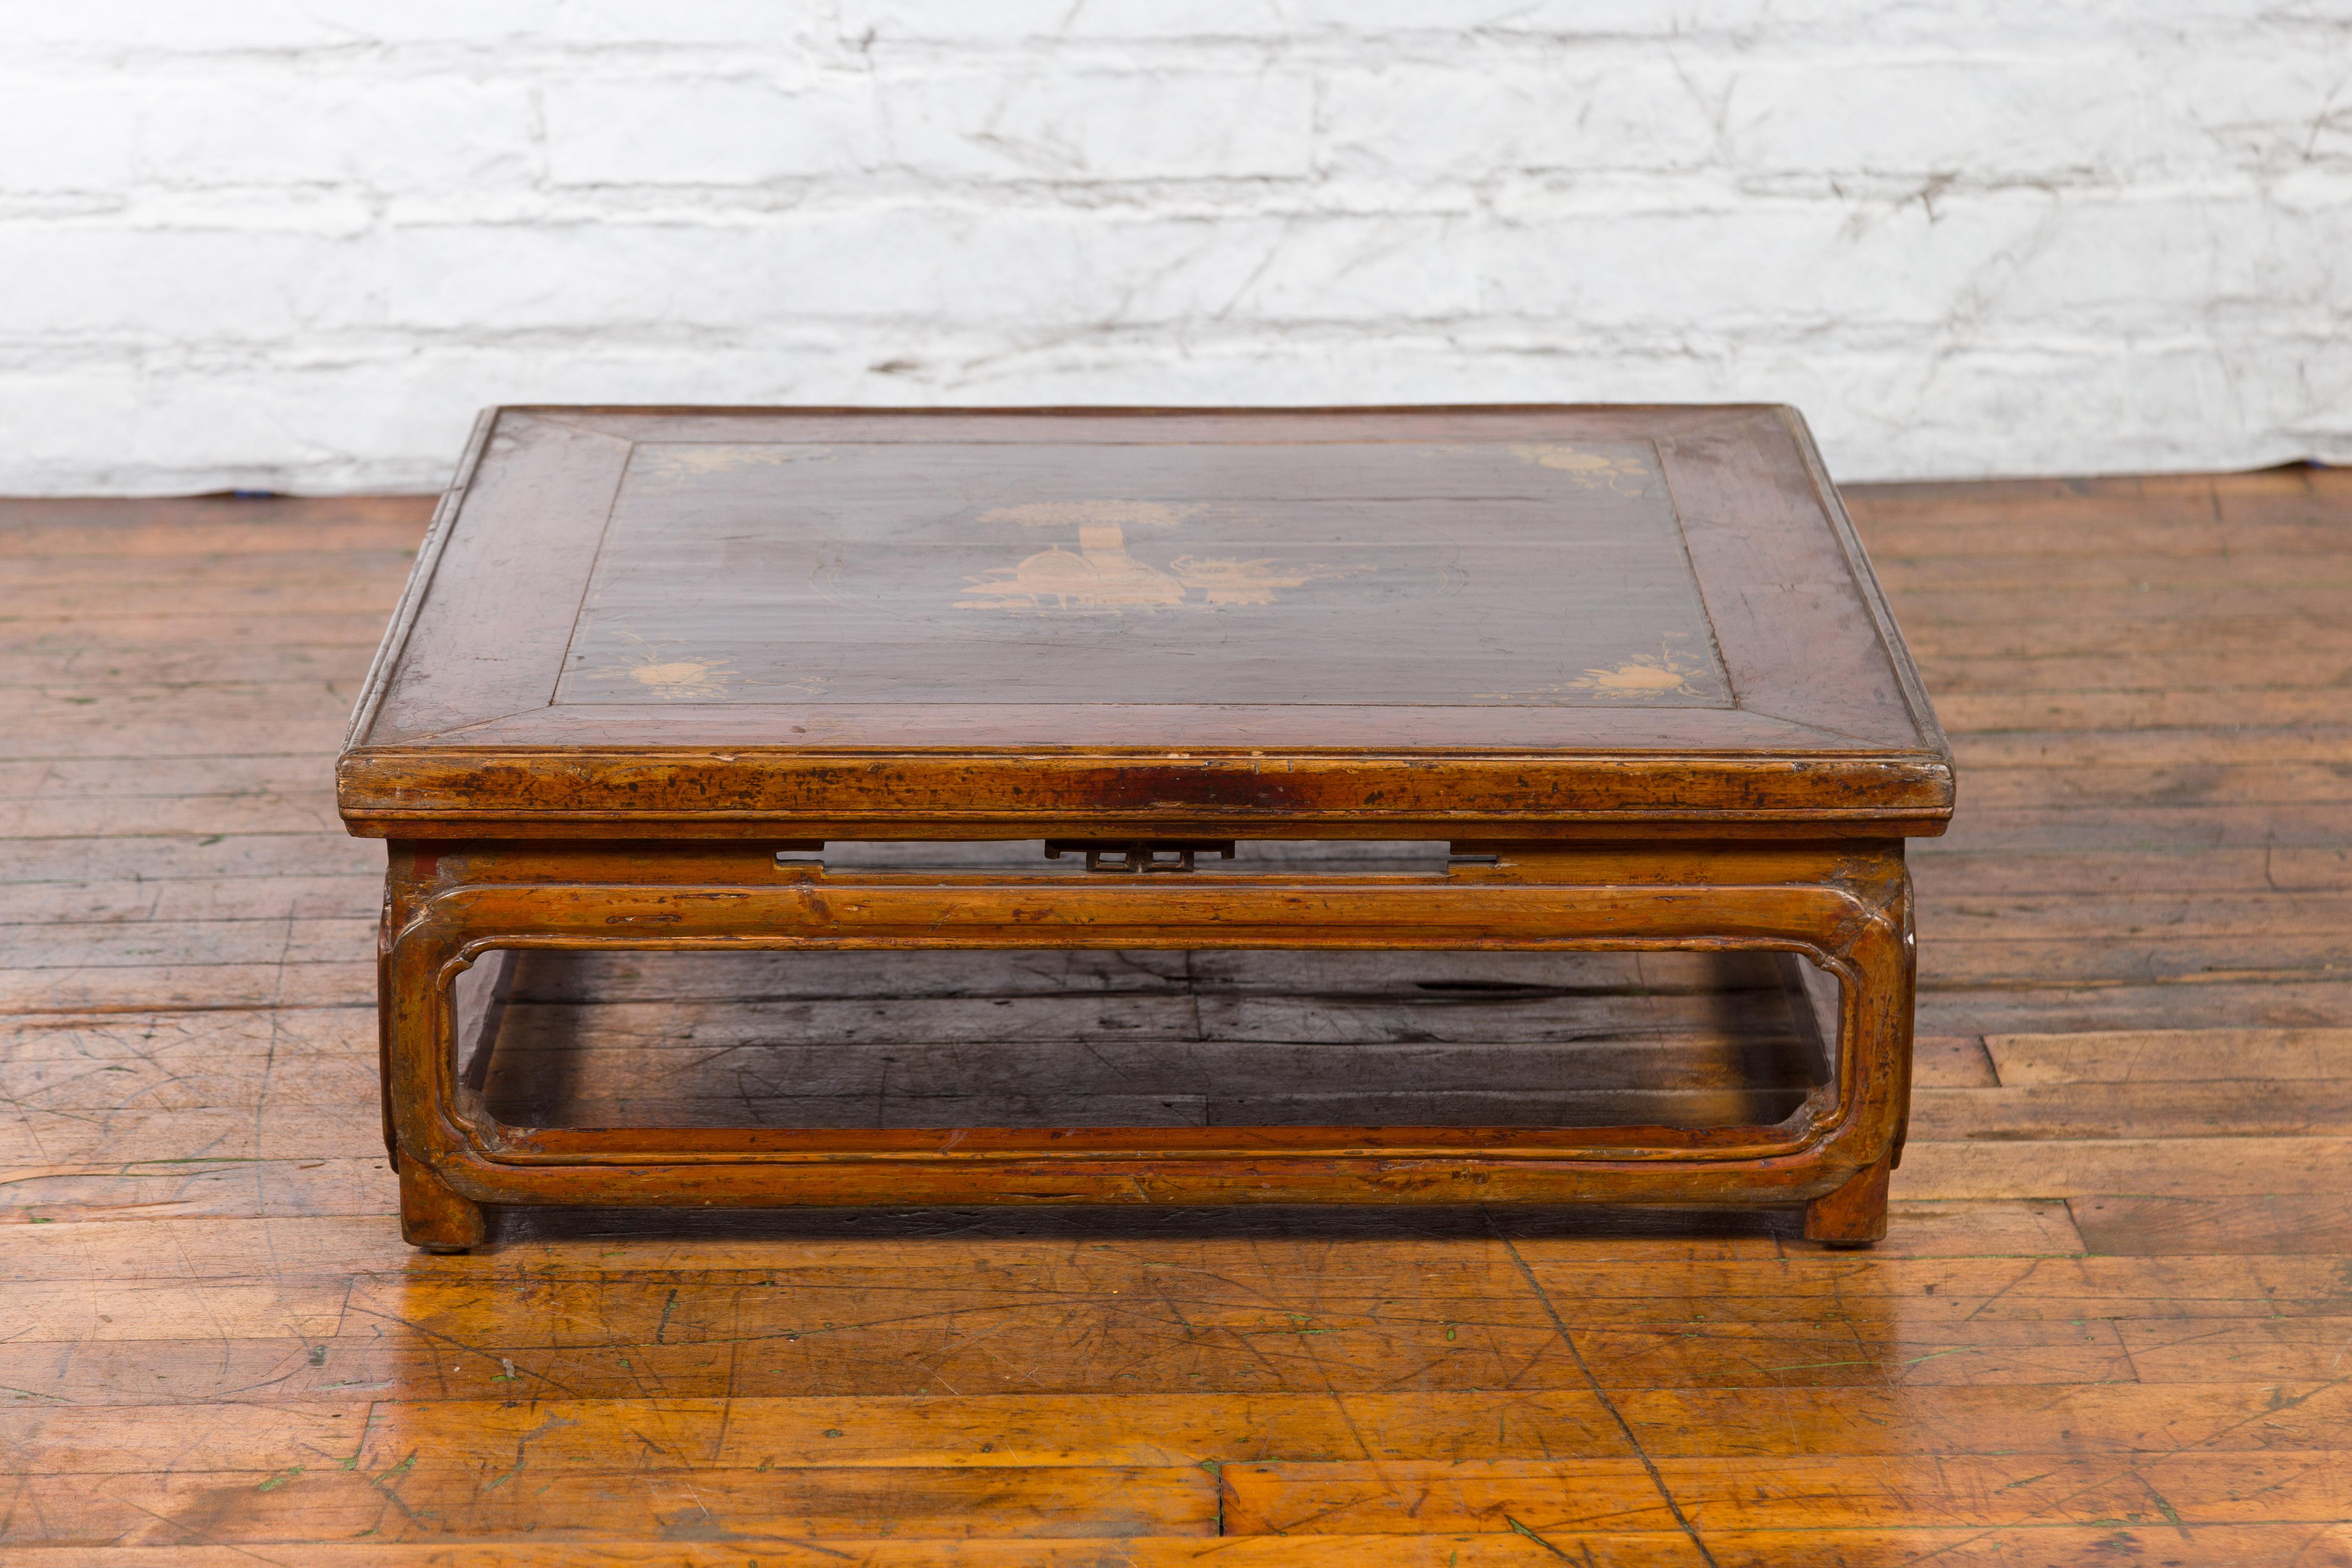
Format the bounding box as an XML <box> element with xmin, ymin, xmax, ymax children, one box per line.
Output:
<box><xmin>1473</xmin><ymin>636</ymin><xmax>1718</xmax><ymax>704</ymax></box>
<box><xmin>579</xmin><ymin>634</ymin><xmax>823</xmax><ymax>701</ymax></box>
<box><xmin>1563</xmin><ymin>638</ymin><xmax>1716</xmax><ymax>699</ymax></box>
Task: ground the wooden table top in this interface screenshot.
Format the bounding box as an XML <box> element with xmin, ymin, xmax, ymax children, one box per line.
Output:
<box><xmin>338</xmin><ymin>406</ymin><xmax>1953</xmax><ymax>839</ymax></box>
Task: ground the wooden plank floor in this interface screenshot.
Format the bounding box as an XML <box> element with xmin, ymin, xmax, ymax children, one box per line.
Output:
<box><xmin>4</xmin><ymin>470</ymin><xmax>2350</xmax><ymax>1565</ymax></box>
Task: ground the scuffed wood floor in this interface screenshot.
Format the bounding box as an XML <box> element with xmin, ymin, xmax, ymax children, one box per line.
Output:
<box><xmin>4</xmin><ymin>470</ymin><xmax>2350</xmax><ymax>1565</ymax></box>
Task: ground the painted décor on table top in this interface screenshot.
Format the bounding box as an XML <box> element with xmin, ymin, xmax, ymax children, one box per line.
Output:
<box><xmin>560</xmin><ymin>438</ymin><xmax>1729</xmax><ymax>709</ymax></box>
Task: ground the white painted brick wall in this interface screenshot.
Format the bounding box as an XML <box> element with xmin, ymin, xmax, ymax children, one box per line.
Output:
<box><xmin>1</xmin><ymin>0</ymin><xmax>2346</xmax><ymax>493</ymax></box>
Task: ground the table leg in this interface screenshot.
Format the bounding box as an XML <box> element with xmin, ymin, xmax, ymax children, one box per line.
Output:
<box><xmin>1804</xmin><ymin>1150</ymin><xmax>1892</xmax><ymax>1246</ymax></box>
<box><xmin>398</xmin><ymin>1150</ymin><xmax>485</xmax><ymax>1253</ymax></box>
<box><xmin>1801</xmin><ymin>861</ymin><xmax>1914</xmax><ymax>1248</ymax></box>
<box><xmin>381</xmin><ymin>862</ymin><xmax>490</xmax><ymax>1252</ymax></box>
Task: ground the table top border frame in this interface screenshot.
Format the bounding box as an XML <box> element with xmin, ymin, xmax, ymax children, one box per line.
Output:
<box><xmin>341</xmin><ymin>404</ymin><xmax>1953</xmax><ymax>835</ymax></box>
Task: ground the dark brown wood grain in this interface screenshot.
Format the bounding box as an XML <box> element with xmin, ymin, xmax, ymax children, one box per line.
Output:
<box><xmin>337</xmin><ymin>406</ymin><xmax>1953</xmax><ymax>836</ymax></box>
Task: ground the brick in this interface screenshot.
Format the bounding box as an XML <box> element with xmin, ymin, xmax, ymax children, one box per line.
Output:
<box><xmin>1703</xmin><ymin>58</ymin><xmax>2158</xmax><ymax>180</ymax></box>
<box><xmin>382</xmin><ymin>224</ymin><xmax>781</xmax><ymax>330</ymax></box>
<box><xmin>0</xmin><ymin>365</ymin><xmax>144</xmax><ymax>489</ymax></box>
<box><xmin>551</xmin><ymin>0</ymin><xmax>831</xmax><ymax>46</ymax></box>
<box><xmin>1984</xmin><ymin>196</ymin><xmax>2352</xmax><ymax>324</ymax></box>
<box><xmin>837</xmin><ymin>1</ymin><xmax>1301</xmax><ymax>42</ymax></box>
<box><xmin>2158</xmin><ymin>50</ymin><xmax>2352</xmax><ymax>171</ymax></box>
<box><xmin>545</xmin><ymin>77</ymin><xmax>875</xmax><ymax>186</ymax></box>
<box><xmin>11</xmin><ymin>2</ymin><xmax>815</xmax><ymax>52</ymax></box>
<box><xmin>1196</xmin><ymin>214</ymin><xmax>1484</xmax><ymax>321</ymax></box>
<box><xmin>838</xmin><ymin>0</ymin><xmax>2311</xmax><ymax>45</ymax></box>
<box><xmin>1475</xmin><ymin>196</ymin><xmax>2018</xmax><ymax>330</ymax></box>
<box><xmin>0</xmin><ymin>229</ymin><xmax>365</xmax><ymax>337</ymax></box>
<box><xmin>1320</xmin><ymin>61</ymin><xmax>1719</xmax><ymax>179</ymax></box>
<box><xmin>2</xmin><ymin>0</ymin><xmax>366</xmax><ymax>50</ymax></box>
<box><xmin>876</xmin><ymin>66</ymin><xmax>1316</xmax><ymax>181</ymax></box>
<box><xmin>1474</xmin><ymin>185</ymin><xmax>2352</xmax><ymax>334</ymax></box>
<box><xmin>777</xmin><ymin>209</ymin><xmax>1475</xmax><ymax>322</ymax></box>
<box><xmin>133</xmin><ymin>75</ymin><xmax>539</xmax><ymax>191</ymax></box>
<box><xmin>0</xmin><ymin>78</ymin><xmax>140</xmax><ymax>193</ymax></box>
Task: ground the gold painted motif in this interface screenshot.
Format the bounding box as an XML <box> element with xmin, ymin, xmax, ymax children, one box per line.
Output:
<box><xmin>591</xmin><ymin>658</ymin><xmax>734</xmax><ymax>700</ymax></box>
<box><xmin>957</xmin><ymin>514</ymin><xmax>1366</xmax><ymax>615</ymax></box>
<box><xmin>1564</xmin><ymin>638</ymin><xmax>1715</xmax><ymax>699</ymax></box>
<box><xmin>1476</xmin><ymin>637</ymin><xmax>1716</xmax><ymax>704</ymax></box>
<box><xmin>581</xmin><ymin>635</ymin><xmax>824</xmax><ymax>701</ymax></box>
<box><xmin>977</xmin><ymin>500</ymin><xmax>1202</xmax><ymax>530</ymax></box>
<box><xmin>1508</xmin><ymin>444</ymin><xmax>1654</xmax><ymax>495</ymax></box>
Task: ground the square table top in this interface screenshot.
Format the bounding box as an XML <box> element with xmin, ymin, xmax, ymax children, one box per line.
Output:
<box><xmin>338</xmin><ymin>405</ymin><xmax>1953</xmax><ymax>841</ymax></box>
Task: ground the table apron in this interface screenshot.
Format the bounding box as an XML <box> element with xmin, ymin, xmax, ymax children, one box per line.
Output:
<box><xmin>406</xmin><ymin>876</ymin><xmax>1887</xmax><ymax>947</ymax></box>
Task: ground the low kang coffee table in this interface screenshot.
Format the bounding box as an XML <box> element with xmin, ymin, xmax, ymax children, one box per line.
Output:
<box><xmin>339</xmin><ymin>405</ymin><xmax>1953</xmax><ymax>1252</ymax></box>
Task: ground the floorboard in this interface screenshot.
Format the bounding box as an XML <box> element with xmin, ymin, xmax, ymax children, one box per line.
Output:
<box><xmin>3</xmin><ymin>467</ymin><xmax>2348</xmax><ymax>1561</ymax></box>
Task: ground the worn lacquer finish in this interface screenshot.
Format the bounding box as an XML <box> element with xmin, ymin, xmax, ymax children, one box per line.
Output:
<box><xmin>337</xmin><ymin>405</ymin><xmax>1951</xmax><ymax>834</ymax></box>
<box><xmin>337</xmin><ymin>406</ymin><xmax>1946</xmax><ymax>1249</ymax></box>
